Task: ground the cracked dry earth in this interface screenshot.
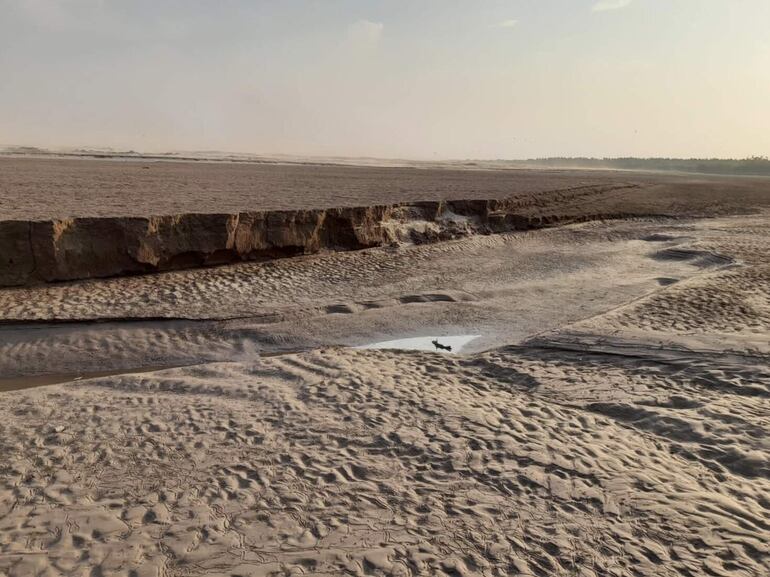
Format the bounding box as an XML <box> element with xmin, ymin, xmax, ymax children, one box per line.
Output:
<box><xmin>1</xmin><ymin>214</ymin><xmax>769</xmax><ymax>577</ymax></box>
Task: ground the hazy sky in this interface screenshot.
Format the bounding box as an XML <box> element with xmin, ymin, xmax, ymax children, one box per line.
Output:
<box><xmin>1</xmin><ymin>0</ymin><xmax>768</xmax><ymax>159</ymax></box>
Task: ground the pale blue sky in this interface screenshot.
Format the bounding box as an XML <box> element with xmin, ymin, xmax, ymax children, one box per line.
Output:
<box><xmin>1</xmin><ymin>0</ymin><xmax>768</xmax><ymax>158</ymax></box>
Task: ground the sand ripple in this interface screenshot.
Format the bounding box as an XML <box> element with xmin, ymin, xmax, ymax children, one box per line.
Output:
<box><xmin>1</xmin><ymin>347</ymin><xmax>768</xmax><ymax>576</ymax></box>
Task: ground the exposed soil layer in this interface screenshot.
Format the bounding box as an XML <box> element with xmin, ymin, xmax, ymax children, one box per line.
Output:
<box><xmin>1</xmin><ymin>191</ymin><xmax>640</xmax><ymax>286</ymax></box>
<box><xmin>2</xmin><ymin>157</ymin><xmax>769</xmax><ymax>286</ymax></box>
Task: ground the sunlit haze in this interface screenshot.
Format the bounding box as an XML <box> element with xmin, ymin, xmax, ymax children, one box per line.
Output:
<box><xmin>1</xmin><ymin>0</ymin><xmax>768</xmax><ymax>159</ymax></box>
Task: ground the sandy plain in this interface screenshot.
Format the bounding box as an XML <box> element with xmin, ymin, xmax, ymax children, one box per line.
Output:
<box><xmin>2</xmin><ymin>155</ymin><xmax>769</xmax><ymax>220</ymax></box>
<box><xmin>0</xmin><ymin>158</ymin><xmax>769</xmax><ymax>577</ymax></box>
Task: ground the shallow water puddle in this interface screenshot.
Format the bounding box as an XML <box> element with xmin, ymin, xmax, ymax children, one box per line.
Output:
<box><xmin>357</xmin><ymin>335</ymin><xmax>481</xmax><ymax>354</ymax></box>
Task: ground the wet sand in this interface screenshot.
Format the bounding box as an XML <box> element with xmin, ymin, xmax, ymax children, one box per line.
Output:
<box><xmin>0</xmin><ymin>365</ymin><xmax>187</xmax><ymax>393</ymax></box>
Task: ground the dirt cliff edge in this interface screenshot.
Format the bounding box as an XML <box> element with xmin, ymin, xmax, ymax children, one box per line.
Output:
<box><xmin>0</xmin><ymin>199</ymin><xmax>629</xmax><ymax>286</ymax></box>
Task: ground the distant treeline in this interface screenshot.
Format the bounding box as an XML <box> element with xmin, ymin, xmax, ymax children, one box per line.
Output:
<box><xmin>517</xmin><ymin>157</ymin><xmax>770</xmax><ymax>177</ymax></box>
<box><xmin>4</xmin><ymin>146</ymin><xmax>770</xmax><ymax>176</ymax></box>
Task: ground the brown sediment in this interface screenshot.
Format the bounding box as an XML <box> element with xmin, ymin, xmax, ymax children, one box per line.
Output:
<box><xmin>0</xmin><ymin>188</ymin><xmax>646</xmax><ymax>286</ymax></box>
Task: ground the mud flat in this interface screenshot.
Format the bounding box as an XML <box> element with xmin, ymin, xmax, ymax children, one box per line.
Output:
<box><xmin>0</xmin><ymin>161</ymin><xmax>769</xmax><ymax>576</ymax></box>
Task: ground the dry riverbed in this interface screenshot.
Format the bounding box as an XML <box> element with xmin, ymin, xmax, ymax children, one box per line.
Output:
<box><xmin>1</xmin><ymin>209</ymin><xmax>769</xmax><ymax>576</ymax></box>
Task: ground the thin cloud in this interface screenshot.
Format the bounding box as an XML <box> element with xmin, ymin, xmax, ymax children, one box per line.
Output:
<box><xmin>347</xmin><ymin>19</ymin><xmax>384</xmax><ymax>45</ymax></box>
<box><xmin>592</xmin><ymin>0</ymin><xmax>632</xmax><ymax>12</ymax></box>
<box><xmin>492</xmin><ymin>19</ymin><xmax>519</xmax><ymax>29</ymax></box>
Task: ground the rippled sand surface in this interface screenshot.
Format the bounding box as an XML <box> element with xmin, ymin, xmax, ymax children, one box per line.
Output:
<box><xmin>1</xmin><ymin>164</ymin><xmax>769</xmax><ymax>576</ymax></box>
